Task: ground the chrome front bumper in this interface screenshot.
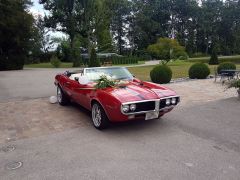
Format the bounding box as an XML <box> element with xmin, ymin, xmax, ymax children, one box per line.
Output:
<box><xmin>121</xmin><ymin>96</ymin><xmax>180</xmax><ymax>115</ymax></box>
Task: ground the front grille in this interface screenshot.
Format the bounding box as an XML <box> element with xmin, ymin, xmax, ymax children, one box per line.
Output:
<box><xmin>160</xmin><ymin>99</ymin><xmax>167</xmax><ymax>109</ymax></box>
<box><xmin>159</xmin><ymin>97</ymin><xmax>180</xmax><ymax>109</ymax></box>
<box><xmin>135</xmin><ymin>101</ymin><xmax>155</xmax><ymax>112</ymax></box>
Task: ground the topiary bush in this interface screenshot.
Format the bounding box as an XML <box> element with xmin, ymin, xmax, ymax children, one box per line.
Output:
<box><xmin>150</xmin><ymin>65</ymin><xmax>172</xmax><ymax>84</ymax></box>
<box><xmin>72</xmin><ymin>49</ymin><xmax>82</xmax><ymax>67</ymax></box>
<box><xmin>188</xmin><ymin>63</ymin><xmax>210</xmax><ymax>79</ymax></box>
<box><xmin>73</xmin><ymin>58</ymin><xmax>82</xmax><ymax>67</ymax></box>
<box><xmin>89</xmin><ymin>48</ymin><xmax>100</xmax><ymax>67</ymax></box>
<box><xmin>50</xmin><ymin>56</ymin><xmax>61</xmax><ymax>68</ymax></box>
<box><xmin>209</xmin><ymin>49</ymin><xmax>219</xmax><ymax>65</ymax></box>
<box><xmin>217</xmin><ymin>62</ymin><xmax>236</xmax><ymax>74</ymax></box>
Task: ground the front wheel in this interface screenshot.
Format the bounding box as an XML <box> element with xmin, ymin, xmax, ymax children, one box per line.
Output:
<box><xmin>57</xmin><ymin>86</ymin><xmax>70</xmax><ymax>106</ymax></box>
<box><xmin>91</xmin><ymin>102</ymin><xmax>109</xmax><ymax>130</ymax></box>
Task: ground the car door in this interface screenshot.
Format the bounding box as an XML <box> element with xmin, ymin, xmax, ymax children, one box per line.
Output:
<box><xmin>61</xmin><ymin>77</ymin><xmax>79</xmax><ymax>99</ymax></box>
<box><xmin>72</xmin><ymin>82</ymin><xmax>94</xmax><ymax>110</ymax></box>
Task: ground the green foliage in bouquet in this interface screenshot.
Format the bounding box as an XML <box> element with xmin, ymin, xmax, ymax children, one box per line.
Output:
<box><xmin>94</xmin><ymin>75</ymin><xmax>116</xmax><ymax>89</ymax></box>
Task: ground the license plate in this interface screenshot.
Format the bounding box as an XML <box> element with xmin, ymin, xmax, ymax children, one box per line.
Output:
<box><xmin>145</xmin><ymin>111</ymin><xmax>159</xmax><ymax>120</ymax></box>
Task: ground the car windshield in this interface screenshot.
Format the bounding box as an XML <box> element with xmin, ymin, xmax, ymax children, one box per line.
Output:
<box><xmin>85</xmin><ymin>67</ymin><xmax>133</xmax><ymax>82</ymax></box>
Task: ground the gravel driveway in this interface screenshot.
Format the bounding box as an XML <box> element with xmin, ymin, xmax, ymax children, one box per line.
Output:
<box><xmin>0</xmin><ymin>68</ymin><xmax>239</xmax><ymax>180</ymax></box>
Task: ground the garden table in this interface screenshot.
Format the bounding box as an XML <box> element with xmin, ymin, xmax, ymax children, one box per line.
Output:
<box><xmin>220</xmin><ymin>69</ymin><xmax>240</xmax><ymax>80</ymax></box>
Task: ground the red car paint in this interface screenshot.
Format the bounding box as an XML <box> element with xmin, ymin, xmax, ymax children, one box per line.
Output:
<box><xmin>55</xmin><ymin>69</ymin><xmax>180</xmax><ymax>122</ymax></box>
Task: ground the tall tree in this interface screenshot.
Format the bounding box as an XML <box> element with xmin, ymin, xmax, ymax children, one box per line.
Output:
<box><xmin>94</xmin><ymin>0</ymin><xmax>113</xmax><ymax>52</ymax></box>
<box><xmin>109</xmin><ymin>0</ymin><xmax>131</xmax><ymax>54</ymax></box>
<box><xmin>35</xmin><ymin>15</ymin><xmax>54</xmax><ymax>53</ymax></box>
<box><xmin>0</xmin><ymin>0</ymin><xmax>33</xmax><ymax>70</ymax></box>
<box><xmin>39</xmin><ymin>0</ymin><xmax>81</xmax><ymax>49</ymax></box>
<box><xmin>131</xmin><ymin>0</ymin><xmax>170</xmax><ymax>51</ymax></box>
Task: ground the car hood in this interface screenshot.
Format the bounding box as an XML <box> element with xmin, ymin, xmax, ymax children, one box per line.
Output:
<box><xmin>105</xmin><ymin>81</ymin><xmax>176</xmax><ymax>103</ymax></box>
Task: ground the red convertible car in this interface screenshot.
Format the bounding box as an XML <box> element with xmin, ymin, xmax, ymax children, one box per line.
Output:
<box><xmin>54</xmin><ymin>67</ymin><xmax>180</xmax><ymax>129</ymax></box>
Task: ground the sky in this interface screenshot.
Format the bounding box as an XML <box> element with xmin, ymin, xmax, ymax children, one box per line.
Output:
<box><xmin>29</xmin><ymin>0</ymin><xmax>45</xmax><ymax>17</ymax></box>
<box><xmin>29</xmin><ymin>0</ymin><xmax>66</xmax><ymax>40</ymax></box>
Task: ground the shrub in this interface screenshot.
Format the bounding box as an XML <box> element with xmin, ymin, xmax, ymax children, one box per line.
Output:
<box><xmin>39</xmin><ymin>52</ymin><xmax>55</xmax><ymax>62</ymax></box>
<box><xmin>178</xmin><ymin>53</ymin><xmax>189</xmax><ymax>60</ymax></box>
<box><xmin>176</xmin><ymin>52</ymin><xmax>189</xmax><ymax>60</ymax></box>
<box><xmin>209</xmin><ymin>49</ymin><xmax>219</xmax><ymax>65</ymax></box>
<box><xmin>217</xmin><ymin>62</ymin><xmax>236</xmax><ymax>74</ymax></box>
<box><xmin>50</xmin><ymin>56</ymin><xmax>61</xmax><ymax>68</ymax></box>
<box><xmin>147</xmin><ymin>38</ymin><xmax>187</xmax><ymax>64</ymax></box>
<box><xmin>72</xmin><ymin>49</ymin><xmax>82</xmax><ymax>67</ymax></box>
<box><xmin>187</xmin><ymin>55</ymin><xmax>240</xmax><ymax>64</ymax></box>
<box><xmin>188</xmin><ymin>63</ymin><xmax>210</xmax><ymax>79</ymax></box>
<box><xmin>150</xmin><ymin>65</ymin><xmax>172</xmax><ymax>84</ymax></box>
<box><xmin>227</xmin><ymin>79</ymin><xmax>240</xmax><ymax>90</ymax></box>
<box><xmin>111</xmin><ymin>56</ymin><xmax>139</xmax><ymax>65</ymax></box>
<box><xmin>0</xmin><ymin>54</ymin><xmax>25</xmax><ymax>70</ymax></box>
<box><xmin>89</xmin><ymin>48</ymin><xmax>100</xmax><ymax>67</ymax></box>
<box><xmin>134</xmin><ymin>50</ymin><xmax>152</xmax><ymax>60</ymax></box>
<box><xmin>73</xmin><ymin>58</ymin><xmax>82</xmax><ymax>67</ymax></box>
<box><xmin>190</xmin><ymin>52</ymin><xmax>208</xmax><ymax>58</ymax></box>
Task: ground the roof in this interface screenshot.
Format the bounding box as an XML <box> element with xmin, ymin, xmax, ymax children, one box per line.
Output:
<box><xmin>81</xmin><ymin>53</ymin><xmax>122</xmax><ymax>59</ymax></box>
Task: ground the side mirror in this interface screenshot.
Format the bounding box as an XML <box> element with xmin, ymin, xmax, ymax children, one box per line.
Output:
<box><xmin>78</xmin><ymin>75</ymin><xmax>90</xmax><ymax>85</ymax></box>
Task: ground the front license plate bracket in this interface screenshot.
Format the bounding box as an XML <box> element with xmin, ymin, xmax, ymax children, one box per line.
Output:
<box><xmin>145</xmin><ymin>111</ymin><xmax>159</xmax><ymax>120</ymax></box>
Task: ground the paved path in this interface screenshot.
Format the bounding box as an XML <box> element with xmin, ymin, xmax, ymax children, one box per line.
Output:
<box><xmin>1</xmin><ymin>66</ymin><xmax>165</xmax><ymax>102</ymax></box>
<box><xmin>0</xmin><ymin>67</ymin><xmax>234</xmax><ymax>102</ymax></box>
<box><xmin>0</xmin><ymin>68</ymin><xmax>75</xmax><ymax>102</ymax></box>
<box><xmin>0</xmin><ymin>69</ymin><xmax>240</xmax><ymax>179</ymax></box>
<box><xmin>0</xmin><ymin>97</ymin><xmax>240</xmax><ymax>180</ymax></box>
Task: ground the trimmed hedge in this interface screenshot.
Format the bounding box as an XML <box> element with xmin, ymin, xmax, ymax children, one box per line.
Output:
<box><xmin>188</xmin><ymin>63</ymin><xmax>210</xmax><ymax>79</ymax></box>
<box><xmin>217</xmin><ymin>62</ymin><xmax>236</xmax><ymax>74</ymax></box>
<box><xmin>111</xmin><ymin>56</ymin><xmax>140</xmax><ymax>65</ymax></box>
<box><xmin>150</xmin><ymin>65</ymin><xmax>172</xmax><ymax>84</ymax></box>
<box><xmin>95</xmin><ymin>56</ymin><xmax>141</xmax><ymax>65</ymax></box>
<box><xmin>187</xmin><ymin>55</ymin><xmax>240</xmax><ymax>64</ymax></box>
<box><xmin>209</xmin><ymin>50</ymin><xmax>219</xmax><ymax>65</ymax></box>
<box><xmin>190</xmin><ymin>52</ymin><xmax>208</xmax><ymax>58</ymax></box>
<box><xmin>0</xmin><ymin>54</ymin><xmax>25</xmax><ymax>70</ymax></box>
<box><xmin>50</xmin><ymin>56</ymin><xmax>61</xmax><ymax>68</ymax></box>
<box><xmin>89</xmin><ymin>48</ymin><xmax>100</xmax><ymax>67</ymax></box>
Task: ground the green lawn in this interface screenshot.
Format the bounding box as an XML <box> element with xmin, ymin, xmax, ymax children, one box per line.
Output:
<box><xmin>128</xmin><ymin>60</ymin><xmax>240</xmax><ymax>81</ymax></box>
<box><xmin>25</xmin><ymin>62</ymin><xmax>73</xmax><ymax>68</ymax></box>
<box><xmin>24</xmin><ymin>61</ymin><xmax>145</xmax><ymax>68</ymax></box>
<box><xmin>188</xmin><ymin>55</ymin><xmax>240</xmax><ymax>64</ymax></box>
<box><xmin>25</xmin><ymin>56</ymin><xmax>240</xmax><ymax>81</ymax></box>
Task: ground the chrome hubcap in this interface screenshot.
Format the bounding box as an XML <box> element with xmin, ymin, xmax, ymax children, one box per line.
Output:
<box><xmin>92</xmin><ymin>104</ymin><xmax>101</xmax><ymax>127</ymax></box>
<box><xmin>57</xmin><ymin>87</ymin><xmax>62</xmax><ymax>103</ymax></box>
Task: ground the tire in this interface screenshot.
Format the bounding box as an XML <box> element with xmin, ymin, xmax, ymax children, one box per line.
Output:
<box><xmin>91</xmin><ymin>102</ymin><xmax>109</xmax><ymax>130</ymax></box>
<box><xmin>159</xmin><ymin>114</ymin><xmax>164</xmax><ymax>118</ymax></box>
<box><xmin>57</xmin><ymin>86</ymin><xmax>70</xmax><ymax>106</ymax></box>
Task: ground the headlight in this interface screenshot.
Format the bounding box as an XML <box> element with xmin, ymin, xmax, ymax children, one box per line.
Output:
<box><xmin>129</xmin><ymin>104</ymin><xmax>136</xmax><ymax>111</ymax></box>
<box><xmin>122</xmin><ymin>105</ymin><xmax>129</xmax><ymax>113</ymax></box>
<box><xmin>171</xmin><ymin>98</ymin><xmax>177</xmax><ymax>104</ymax></box>
<box><xmin>166</xmin><ymin>99</ymin><xmax>171</xmax><ymax>105</ymax></box>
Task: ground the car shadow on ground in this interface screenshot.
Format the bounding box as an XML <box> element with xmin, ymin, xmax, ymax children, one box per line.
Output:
<box><xmin>70</xmin><ymin>101</ymin><xmax>172</xmax><ymax>134</ymax></box>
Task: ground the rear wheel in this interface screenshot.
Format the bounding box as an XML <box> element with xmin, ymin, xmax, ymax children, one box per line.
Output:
<box><xmin>91</xmin><ymin>102</ymin><xmax>109</xmax><ymax>130</ymax></box>
<box><xmin>57</xmin><ymin>86</ymin><xmax>70</xmax><ymax>106</ymax></box>
<box><xmin>159</xmin><ymin>114</ymin><xmax>164</xmax><ymax>118</ymax></box>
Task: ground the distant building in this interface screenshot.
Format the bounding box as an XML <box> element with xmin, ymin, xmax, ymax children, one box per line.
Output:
<box><xmin>81</xmin><ymin>53</ymin><xmax>122</xmax><ymax>59</ymax></box>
